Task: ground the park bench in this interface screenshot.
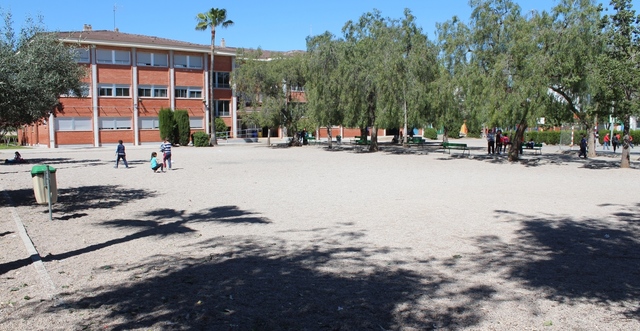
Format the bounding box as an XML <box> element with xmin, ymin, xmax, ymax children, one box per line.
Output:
<box><xmin>521</xmin><ymin>142</ymin><xmax>543</xmax><ymax>155</ymax></box>
<box><xmin>406</xmin><ymin>136</ymin><xmax>425</xmax><ymax>146</ymax></box>
<box><xmin>442</xmin><ymin>142</ymin><xmax>469</xmax><ymax>155</ymax></box>
<box><xmin>351</xmin><ymin>136</ymin><xmax>370</xmax><ymax>145</ymax></box>
<box><xmin>306</xmin><ymin>136</ymin><xmax>317</xmax><ymax>145</ymax></box>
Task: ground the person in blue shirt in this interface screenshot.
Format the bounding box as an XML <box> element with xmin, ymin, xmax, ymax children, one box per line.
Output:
<box><xmin>150</xmin><ymin>152</ymin><xmax>164</xmax><ymax>172</ymax></box>
<box><xmin>114</xmin><ymin>140</ymin><xmax>129</xmax><ymax>168</ymax></box>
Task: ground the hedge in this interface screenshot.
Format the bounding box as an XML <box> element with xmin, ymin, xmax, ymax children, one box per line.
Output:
<box><xmin>193</xmin><ymin>132</ymin><xmax>210</xmax><ymax>147</ymax></box>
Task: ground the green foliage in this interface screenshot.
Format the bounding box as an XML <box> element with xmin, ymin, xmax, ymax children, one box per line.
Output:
<box><xmin>215</xmin><ymin>118</ymin><xmax>228</xmax><ymax>136</ymax></box>
<box><xmin>173</xmin><ymin>110</ymin><xmax>191</xmax><ymax>146</ymax></box>
<box><xmin>0</xmin><ymin>10</ymin><xmax>86</xmax><ymax>129</ymax></box>
<box><xmin>423</xmin><ymin>128</ymin><xmax>438</xmax><ymax>140</ymax></box>
<box><xmin>158</xmin><ymin>108</ymin><xmax>177</xmax><ymax>142</ymax></box>
<box><xmin>192</xmin><ymin>132</ymin><xmax>210</xmax><ymax>147</ymax></box>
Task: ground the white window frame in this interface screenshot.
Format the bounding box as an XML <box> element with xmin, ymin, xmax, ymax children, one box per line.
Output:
<box><xmin>138</xmin><ymin>85</ymin><xmax>168</xmax><ymax>98</ymax></box>
<box><xmin>189</xmin><ymin>117</ymin><xmax>204</xmax><ymax>129</ymax></box>
<box><xmin>73</xmin><ymin>48</ymin><xmax>90</xmax><ymax>63</ymax></box>
<box><xmin>139</xmin><ymin>117</ymin><xmax>160</xmax><ymax>129</ymax></box>
<box><xmin>214</xmin><ymin>72</ymin><xmax>231</xmax><ymax>88</ymax></box>
<box><xmin>174</xmin><ymin>54</ymin><xmax>203</xmax><ymax>69</ymax></box>
<box><xmin>55</xmin><ymin>117</ymin><xmax>92</xmax><ymax>131</ymax></box>
<box><xmin>137</xmin><ymin>52</ymin><xmax>168</xmax><ymax>67</ymax></box>
<box><xmin>99</xmin><ymin>117</ymin><xmax>132</xmax><ymax>130</ymax></box>
<box><xmin>61</xmin><ymin>83</ymin><xmax>90</xmax><ymax>97</ymax></box>
<box><xmin>99</xmin><ymin>84</ymin><xmax>130</xmax><ymax>98</ymax></box>
<box><xmin>175</xmin><ymin>86</ymin><xmax>202</xmax><ymax>99</ymax></box>
<box><xmin>96</xmin><ymin>49</ymin><xmax>131</xmax><ymax>65</ymax></box>
<box><xmin>215</xmin><ymin>100</ymin><xmax>230</xmax><ymax>117</ymax></box>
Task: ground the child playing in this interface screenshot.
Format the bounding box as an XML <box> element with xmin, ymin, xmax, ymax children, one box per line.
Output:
<box><xmin>150</xmin><ymin>152</ymin><xmax>164</xmax><ymax>172</ymax></box>
<box><xmin>114</xmin><ymin>140</ymin><xmax>129</xmax><ymax>168</ymax></box>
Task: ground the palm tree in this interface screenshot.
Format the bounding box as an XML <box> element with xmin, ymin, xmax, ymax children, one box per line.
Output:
<box><xmin>196</xmin><ymin>8</ymin><xmax>234</xmax><ymax>145</ymax></box>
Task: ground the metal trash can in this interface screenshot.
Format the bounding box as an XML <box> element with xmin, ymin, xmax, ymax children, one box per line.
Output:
<box><xmin>31</xmin><ymin>165</ymin><xmax>58</xmax><ymax>204</ymax></box>
<box><xmin>336</xmin><ymin>135</ymin><xmax>342</xmax><ymax>144</ymax></box>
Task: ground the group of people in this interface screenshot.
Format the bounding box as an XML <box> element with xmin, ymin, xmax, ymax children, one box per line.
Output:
<box><xmin>601</xmin><ymin>132</ymin><xmax>633</xmax><ymax>153</ymax></box>
<box><xmin>113</xmin><ymin>138</ymin><xmax>173</xmax><ymax>173</ymax></box>
<box><xmin>486</xmin><ymin>129</ymin><xmax>510</xmax><ymax>154</ymax></box>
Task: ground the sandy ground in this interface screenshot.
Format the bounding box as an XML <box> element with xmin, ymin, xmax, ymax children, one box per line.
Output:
<box><xmin>0</xmin><ymin>139</ymin><xmax>639</xmax><ymax>330</ymax></box>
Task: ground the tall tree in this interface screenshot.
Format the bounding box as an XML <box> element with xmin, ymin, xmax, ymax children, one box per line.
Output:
<box><xmin>0</xmin><ymin>10</ymin><xmax>86</xmax><ymax>130</ymax></box>
<box><xmin>543</xmin><ymin>0</ymin><xmax>604</xmax><ymax>158</ymax></box>
<box><xmin>195</xmin><ymin>8</ymin><xmax>233</xmax><ymax>145</ymax></box>
<box><xmin>598</xmin><ymin>0</ymin><xmax>640</xmax><ymax>168</ymax></box>
<box><xmin>306</xmin><ymin>32</ymin><xmax>344</xmax><ymax>149</ymax></box>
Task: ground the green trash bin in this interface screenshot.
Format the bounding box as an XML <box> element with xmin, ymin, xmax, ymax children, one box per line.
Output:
<box><xmin>31</xmin><ymin>165</ymin><xmax>58</xmax><ymax>204</ymax></box>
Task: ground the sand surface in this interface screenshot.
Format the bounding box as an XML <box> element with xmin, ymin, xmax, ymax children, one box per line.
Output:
<box><xmin>1</xmin><ymin>139</ymin><xmax>639</xmax><ymax>330</ymax></box>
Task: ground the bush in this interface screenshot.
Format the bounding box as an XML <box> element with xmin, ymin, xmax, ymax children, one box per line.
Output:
<box><xmin>158</xmin><ymin>108</ymin><xmax>177</xmax><ymax>142</ymax></box>
<box><xmin>423</xmin><ymin>128</ymin><xmax>438</xmax><ymax>140</ymax></box>
<box><xmin>193</xmin><ymin>132</ymin><xmax>210</xmax><ymax>147</ymax></box>
<box><xmin>215</xmin><ymin>118</ymin><xmax>228</xmax><ymax>137</ymax></box>
<box><xmin>174</xmin><ymin>110</ymin><xmax>191</xmax><ymax>146</ymax></box>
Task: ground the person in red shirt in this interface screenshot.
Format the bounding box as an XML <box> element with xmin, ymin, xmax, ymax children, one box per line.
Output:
<box><xmin>603</xmin><ymin>133</ymin><xmax>610</xmax><ymax>150</ymax></box>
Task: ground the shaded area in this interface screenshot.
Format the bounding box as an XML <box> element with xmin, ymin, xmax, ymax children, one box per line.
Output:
<box><xmin>0</xmin><ymin>256</ymin><xmax>33</xmax><ymax>275</ymax></box>
<box><xmin>53</xmin><ymin>185</ymin><xmax>158</xmax><ymax>215</ymax></box>
<box><xmin>475</xmin><ymin>205</ymin><xmax>640</xmax><ymax>319</ymax></box>
<box><xmin>44</xmin><ymin>236</ymin><xmax>491</xmax><ymax>330</ymax></box>
<box><xmin>2</xmin><ymin>185</ymin><xmax>157</xmax><ymax>213</ymax></box>
<box><xmin>43</xmin><ymin>206</ymin><xmax>270</xmax><ymax>263</ymax></box>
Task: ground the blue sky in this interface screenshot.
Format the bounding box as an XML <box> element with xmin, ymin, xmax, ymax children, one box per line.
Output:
<box><xmin>2</xmin><ymin>0</ymin><xmax>624</xmax><ymax>51</ymax></box>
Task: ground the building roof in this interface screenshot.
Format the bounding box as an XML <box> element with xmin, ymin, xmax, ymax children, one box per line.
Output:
<box><xmin>55</xmin><ymin>29</ymin><xmax>238</xmax><ymax>56</ymax></box>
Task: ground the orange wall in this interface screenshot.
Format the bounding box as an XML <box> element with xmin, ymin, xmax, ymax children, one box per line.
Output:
<box><xmin>138</xmin><ymin>67</ymin><xmax>169</xmax><ymax>85</ymax></box>
<box><xmin>100</xmin><ymin>130</ymin><xmax>133</xmax><ymax>144</ymax></box>
<box><xmin>97</xmin><ymin>66</ymin><xmax>132</xmax><ymax>83</ymax></box>
<box><xmin>213</xmin><ymin>56</ymin><xmax>233</xmax><ymax>71</ymax></box>
<box><xmin>55</xmin><ymin>131</ymin><xmax>93</xmax><ymax>145</ymax></box>
<box><xmin>175</xmin><ymin>70</ymin><xmax>204</xmax><ymax>86</ymax></box>
<box><xmin>140</xmin><ymin>130</ymin><xmax>162</xmax><ymax>143</ymax></box>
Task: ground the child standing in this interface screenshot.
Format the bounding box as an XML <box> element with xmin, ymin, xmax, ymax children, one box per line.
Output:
<box><xmin>114</xmin><ymin>140</ymin><xmax>129</xmax><ymax>168</ymax></box>
<box><xmin>150</xmin><ymin>152</ymin><xmax>164</xmax><ymax>172</ymax></box>
<box><xmin>160</xmin><ymin>138</ymin><xmax>172</xmax><ymax>170</ymax></box>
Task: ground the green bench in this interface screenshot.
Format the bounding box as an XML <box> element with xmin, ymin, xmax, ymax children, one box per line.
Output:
<box><xmin>406</xmin><ymin>136</ymin><xmax>425</xmax><ymax>146</ymax></box>
<box><xmin>442</xmin><ymin>142</ymin><xmax>469</xmax><ymax>155</ymax></box>
<box><xmin>352</xmin><ymin>136</ymin><xmax>370</xmax><ymax>145</ymax></box>
<box><xmin>521</xmin><ymin>142</ymin><xmax>543</xmax><ymax>155</ymax></box>
<box><xmin>306</xmin><ymin>136</ymin><xmax>316</xmax><ymax>145</ymax></box>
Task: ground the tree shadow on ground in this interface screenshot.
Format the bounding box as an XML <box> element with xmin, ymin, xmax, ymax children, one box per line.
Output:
<box><xmin>42</xmin><ymin>206</ymin><xmax>270</xmax><ymax>263</ymax></box>
<box><xmin>472</xmin><ymin>204</ymin><xmax>640</xmax><ymax>320</ymax></box>
<box><xmin>51</xmin><ymin>185</ymin><xmax>158</xmax><ymax>215</ymax></box>
<box><xmin>1</xmin><ymin>185</ymin><xmax>157</xmax><ymax>216</ymax></box>
<box><xmin>37</xmin><ymin>234</ymin><xmax>493</xmax><ymax>330</ymax></box>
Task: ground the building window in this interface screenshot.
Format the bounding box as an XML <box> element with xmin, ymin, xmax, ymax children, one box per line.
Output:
<box><xmin>174</xmin><ymin>54</ymin><xmax>203</xmax><ymax>69</ymax></box>
<box><xmin>175</xmin><ymin>87</ymin><xmax>202</xmax><ymax>99</ymax></box>
<box><xmin>138</xmin><ymin>86</ymin><xmax>168</xmax><ymax>98</ymax></box>
<box><xmin>55</xmin><ymin>117</ymin><xmax>92</xmax><ymax>131</ymax></box>
<box><xmin>61</xmin><ymin>84</ymin><xmax>90</xmax><ymax>97</ymax></box>
<box><xmin>189</xmin><ymin>117</ymin><xmax>203</xmax><ymax>129</ymax></box>
<box><xmin>214</xmin><ymin>72</ymin><xmax>231</xmax><ymax>88</ymax></box>
<box><xmin>139</xmin><ymin>117</ymin><xmax>160</xmax><ymax>129</ymax></box>
<box><xmin>73</xmin><ymin>48</ymin><xmax>90</xmax><ymax>63</ymax></box>
<box><xmin>96</xmin><ymin>49</ymin><xmax>130</xmax><ymax>65</ymax></box>
<box><xmin>216</xmin><ymin>100</ymin><xmax>230</xmax><ymax>117</ymax></box>
<box><xmin>137</xmin><ymin>52</ymin><xmax>168</xmax><ymax>67</ymax></box>
<box><xmin>99</xmin><ymin>84</ymin><xmax>130</xmax><ymax>97</ymax></box>
<box><xmin>99</xmin><ymin>117</ymin><xmax>131</xmax><ymax>130</ymax></box>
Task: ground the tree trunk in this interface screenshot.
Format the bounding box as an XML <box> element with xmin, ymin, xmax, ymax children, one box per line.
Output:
<box><xmin>508</xmin><ymin>123</ymin><xmax>527</xmax><ymax>162</ymax></box>
<box><xmin>442</xmin><ymin>127</ymin><xmax>449</xmax><ymax>143</ymax></box>
<box><xmin>209</xmin><ymin>27</ymin><xmax>217</xmax><ymax>146</ymax></box>
<box><xmin>621</xmin><ymin>116</ymin><xmax>631</xmax><ymax>168</ymax></box>
<box><xmin>327</xmin><ymin>126</ymin><xmax>333</xmax><ymax>149</ymax></box>
<box><xmin>587</xmin><ymin>115</ymin><xmax>597</xmax><ymax>158</ymax></box>
<box><xmin>267</xmin><ymin>127</ymin><xmax>271</xmax><ymax>146</ymax></box>
<box><xmin>370</xmin><ymin>125</ymin><xmax>378</xmax><ymax>152</ymax></box>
